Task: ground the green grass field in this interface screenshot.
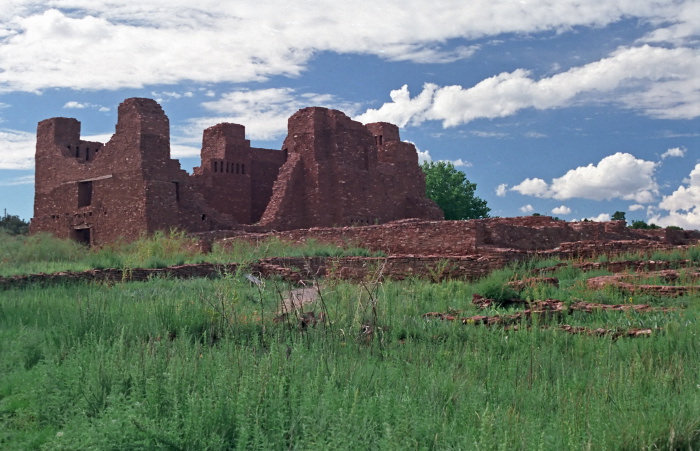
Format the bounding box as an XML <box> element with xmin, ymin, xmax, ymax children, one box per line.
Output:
<box><xmin>1</xmin><ymin>231</ymin><xmax>699</xmax><ymax>449</ymax></box>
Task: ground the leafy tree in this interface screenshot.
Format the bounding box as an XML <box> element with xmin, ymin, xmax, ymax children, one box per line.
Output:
<box><xmin>421</xmin><ymin>161</ymin><xmax>490</xmax><ymax>220</ymax></box>
<box><xmin>0</xmin><ymin>213</ymin><xmax>29</xmax><ymax>235</ymax></box>
<box><xmin>611</xmin><ymin>211</ymin><xmax>626</xmax><ymax>222</ymax></box>
<box><xmin>630</xmin><ymin>220</ymin><xmax>660</xmax><ymax>230</ymax></box>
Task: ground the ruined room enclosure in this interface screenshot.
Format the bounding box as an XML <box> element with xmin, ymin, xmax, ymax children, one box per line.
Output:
<box><xmin>31</xmin><ymin>98</ymin><xmax>441</xmax><ymax>247</ymax></box>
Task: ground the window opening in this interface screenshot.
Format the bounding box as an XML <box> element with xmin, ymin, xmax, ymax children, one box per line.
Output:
<box><xmin>78</xmin><ymin>181</ymin><xmax>93</xmax><ymax>207</ymax></box>
<box><xmin>173</xmin><ymin>182</ymin><xmax>180</xmax><ymax>202</ymax></box>
<box><xmin>72</xmin><ymin>228</ymin><xmax>91</xmax><ymax>246</ymax></box>
<box><xmin>242</xmin><ymin>164</ymin><xmax>245</xmax><ymax>175</ymax></box>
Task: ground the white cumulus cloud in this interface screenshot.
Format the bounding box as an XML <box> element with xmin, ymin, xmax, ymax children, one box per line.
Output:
<box><xmin>356</xmin><ymin>84</ymin><xmax>439</xmax><ymax>127</ymax></box>
<box><xmin>64</xmin><ymin>101</ymin><xmax>109</xmax><ymax>111</ymax></box>
<box><xmin>551</xmin><ymin>205</ymin><xmax>572</xmax><ymax>215</ymax></box>
<box><xmin>649</xmin><ymin>164</ymin><xmax>700</xmax><ymax>229</ymax></box>
<box><xmin>510</xmin><ymin>178</ymin><xmax>550</xmax><ymax>197</ymax></box>
<box><xmin>3</xmin><ymin>1</ymin><xmax>694</xmax><ymax>93</ymax></box>
<box><xmin>64</xmin><ymin>101</ymin><xmax>90</xmax><ymax>109</ymax></box>
<box><xmin>519</xmin><ymin>204</ymin><xmax>535</xmax><ymax>213</ymax></box>
<box><xmin>357</xmin><ymin>45</ymin><xmax>700</xmax><ymax>127</ymax></box>
<box><xmin>584</xmin><ymin>213</ymin><xmax>612</xmax><ymax>222</ymax></box>
<box><xmin>661</xmin><ymin>147</ymin><xmax>687</xmax><ymax>159</ymax></box>
<box><xmin>511</xmin><ymin>153</ymin><xmax>658</xmax><ymax>203</ymax></box>
<box><xmin>416</xmin><ymin>149</ymin><xmax>432</xmax><ymax>165</ymax></box>
<box><xmin>450</xmin><ymin>159</ymin><xmax>472</xmax><ymax>168</ymax></box>
<box><xmin>495</xmin><ymin>183</ymin><xmax>508</xmax><ymax>197</ymax></box>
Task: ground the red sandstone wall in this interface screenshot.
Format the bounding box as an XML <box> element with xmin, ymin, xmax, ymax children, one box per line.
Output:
<box><xmin>258</xmin><ymin>108</ymin><xmax>442</xmax><ymax>230</ymax></box>
<box><xmin>225</xmin><ymin>219</ymin><xmax>479</xmax><ymax>255</ymax></box>
<box><xmin>249</xmin><ymin>148</ymin><xmax>288</xmax><ymax>223</ymax></box>
<box><xmin>31</xmin><ymin>105</ymin><xmax>154</xmax><ymax>244</ymax></box>
<box><xmin>191</xmin><ymin>123</ymin><xmax>254</xmax><ymax>224</ymax></box>
<box><xmin>33</xmin><ymin>98</ymin><xmax>445</xmax><ymax>245</ymax></box>
<box><xmin>0</xmin><ymin>255</ymin><xmax>500</xmax><ymax>291</ymax></box>
<box><xmin>214</xmin><ymin>216</ymin><xmax>700</xmax><ymax>257</ymax></box>
<box><xmin>32</xmin><ymin>99</ymin><xmax>237</xmax><ymax>245</ymax></box>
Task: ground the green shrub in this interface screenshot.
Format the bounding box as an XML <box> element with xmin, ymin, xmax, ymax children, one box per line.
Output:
<box><xmin>473</xmin><ymin>269</ymin><xmax>520</xmax><ymax>302</ymax></box>
<box><xmin>688</xmin><ymin>245</ymin><xmax>700</xmax><ymax>263</ymax></box>
<box><xmin>0</xmin><ymin>214</ymin><xmax>29</xmax><ymax>235</ymax></box>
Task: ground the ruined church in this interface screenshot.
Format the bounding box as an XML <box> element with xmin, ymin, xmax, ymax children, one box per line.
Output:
<box><xmin>31</xmin><ymin>98</ymin><xmax>442</xmax><ymax>245</ymax></box>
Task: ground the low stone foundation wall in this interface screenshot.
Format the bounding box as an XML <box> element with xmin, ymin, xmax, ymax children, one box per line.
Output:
<box><xmin>0</xmin><ymin>263</ymin><xmax>239</xmax><ymax>290</ymax></box>
<box><xmin>544</xmin><ymin>240</ymin><xmax>690</xmax><ymax>259</ymax></box>
<box><xmin>587</xmin><ymin>270</ymin><xmax>700</xmax><ymax>297</ymax></box>
<box><xmin>3</xmin><ymin>235</ymin><xmax>698</xmax><ymax>291</ymax></box>
<box><xmin>209</xmin><ymin>217</ymin><xmax>700</xmax><ymax>258</ymax></box>
<box><xmin>0</xmin><ymin>255</ymin><xmax>508</xmax><ymax>290</ymax></box>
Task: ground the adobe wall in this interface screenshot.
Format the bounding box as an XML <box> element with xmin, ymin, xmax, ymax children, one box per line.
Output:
<box><xmin>32</xmin><ymin>103</ymin><xmax>153</xmax><ymax>245</ymax></box>
<box><xmin>189</xmin><ymin>123</ymin><xmax>287</xmax><ymax>225</ymax></box>
<box><xmin>31</xmin><ymin>99</ymin><xmax>235</xmax><ymax>246</ymax></box>
<box><xmin>228</xmin><ymin>219</ymin><xmax>479</xmax><ymax>255</ymax></box>
<box><xmin>191</xmin><ymin>123</ymin><xmax>253</xmax><ymax>224</ymax></box>
<box><xmin>33</xmin><ymin>98</ymin><xmax>440</xmax><ymax>245</ymax></box>
<box><xmin>0</xmin><ymin>255</ymin><xmax>501</xmax><ymax>291</ymax></box>
<box><xmin>215</xmin><ymin>216</ymin><xmax>700</xmax><ymax>257</ymax></box>
<box><xmin>258</xmin><ymin>108</ymin><xmax>442</xmax><ymax>229</ymax></box>
<box><xmin>249</xmin><ymin>148</ymin><xmax>288</xmax><ymax>223</ymax></box>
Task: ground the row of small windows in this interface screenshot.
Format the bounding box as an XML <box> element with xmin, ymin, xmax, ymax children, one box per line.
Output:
<box><xmin>67</xmin><ymin>144</ymin><xmax>102</xmax><ymax>162</ymax></box>
<box><xmin>213</xmin><ymin>161</ymin><xmax>245</xmax><ymax>175</ymax></box>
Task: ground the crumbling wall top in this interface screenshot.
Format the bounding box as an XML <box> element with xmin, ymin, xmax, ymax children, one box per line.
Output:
<box><xmin>36</xmin><ymin>117</ymin><xmax>81</xmax><ymax>153</ymax></box>
<box><xmin>365</xmin><ymin>122</ymin><xmax>400</xmax><ymax>143</ymax></box>
<box><xmin>116</xmin><ymin>98</ymin><xmax>169</xmax><ymax>139</ymax></box>
<box><xmin>201</xmin><ymin>123</ymin><xmax>250</xmax><ymax>160</ymax></box>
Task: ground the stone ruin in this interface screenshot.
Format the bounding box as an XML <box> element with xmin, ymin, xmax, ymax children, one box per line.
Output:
<box><xmin>216</xmin><ymin>214</ymin><xmax>700</xmax><ymax>260</ymax></box>
<box><xmin>29</xmin><ymin>97</ymin><xmax>700</xmax><ymax>258</ymax></box>
<box><xmin>30</xmin><ymin>98</ymin><xmax>442</xmax><ymax>246</ymax></box>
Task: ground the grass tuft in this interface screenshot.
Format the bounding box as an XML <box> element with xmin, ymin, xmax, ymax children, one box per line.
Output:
<box><xmin>1</xmin><ymin>234</ymin><xmax>700</xmax><ymax>448</ymax></box>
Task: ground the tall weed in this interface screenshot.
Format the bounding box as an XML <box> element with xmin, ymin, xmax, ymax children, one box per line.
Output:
<box><xmin>1</xmin><ymin>276</ymin><xmax>699</xmax><ymax>449</ymax></box>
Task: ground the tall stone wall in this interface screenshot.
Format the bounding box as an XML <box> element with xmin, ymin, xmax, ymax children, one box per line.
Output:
<box><xmin>258</xmin><ymin>108</ymin><xmax>442</xmax><ymax>229</ymax></box>
<box><xmin>32</xmin><ymin>99</ymin><xmax>235</xmax><ymax>245</ymax></box>
<box><xmin>32</xmin><ymin>98</ymin><xmax>441</xmax><ymax>245</ymax></box>
<box><xmin>32</xmin><ymin>101</ymin><xmax>153</xmax><ymax>244</ymax></box>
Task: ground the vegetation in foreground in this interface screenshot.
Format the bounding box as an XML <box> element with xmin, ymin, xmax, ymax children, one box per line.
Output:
<box><xmin>0</xmin><ymin>230</ymin><xmax>384</xmax><ymax>277</ymax></box>
<box><xmin>1</xmin><ymin>235</ymin><xmax>699</xmax><ymax>449</ymax></box>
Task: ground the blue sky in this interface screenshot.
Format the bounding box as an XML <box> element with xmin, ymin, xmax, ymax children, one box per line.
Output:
<box><xmin>1</xmin><ymin>1</ymin><xmax>699</xmax><ymax>228</ymax></box>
